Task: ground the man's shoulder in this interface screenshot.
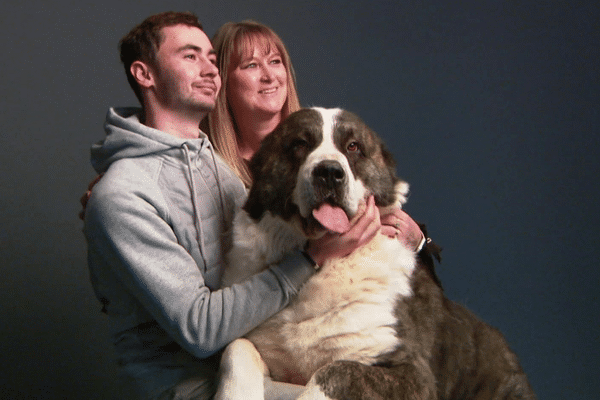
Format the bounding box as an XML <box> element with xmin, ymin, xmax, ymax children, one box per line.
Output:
<box><xmin>89</xmin><ymin>158</ymin><xmax>164</xmax><ymax>209</ymax></box>
<box><xmin>103</xmin><ymin>158</ymin><xmax>158</xmax><ymax>187</ymax></box>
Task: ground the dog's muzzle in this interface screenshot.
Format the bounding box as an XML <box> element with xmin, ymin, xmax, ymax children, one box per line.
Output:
<box><xmin>311</xmin><ymin>160</ymin><xmax>348</xmax><ymax>203</ymax></box>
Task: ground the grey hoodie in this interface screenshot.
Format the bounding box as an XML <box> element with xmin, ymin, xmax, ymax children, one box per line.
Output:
<box><xmin>84</xmin><ymin>107</ymin><xmax>314</xmax><ymax>397</ymax></box>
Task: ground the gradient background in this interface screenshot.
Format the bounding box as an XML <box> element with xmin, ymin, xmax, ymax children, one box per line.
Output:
<box><xmin>1</xmin><ymin>1</ymin><xmax>598</xmax><ymax>399</ymax></box>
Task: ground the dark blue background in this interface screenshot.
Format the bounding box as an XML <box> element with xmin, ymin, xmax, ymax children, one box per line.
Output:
<box><xmin>1</xmin><ymin>1</ymin><xmax>598</xmax><ymax>398</ymax></box>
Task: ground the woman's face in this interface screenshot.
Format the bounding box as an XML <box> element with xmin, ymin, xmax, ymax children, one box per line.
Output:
<box><xmin>227</xmin><ymin>41</ymin><xmax>288</xmax><ymax>119</ymax></box>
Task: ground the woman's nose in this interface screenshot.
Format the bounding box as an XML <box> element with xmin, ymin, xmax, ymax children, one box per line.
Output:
<box><xmin>260</xmin><ymin>65</ymin><xmax>275</xmax><ymax>81</ymax></box>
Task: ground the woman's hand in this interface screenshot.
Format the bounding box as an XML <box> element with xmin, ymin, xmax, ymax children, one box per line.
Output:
<box><xmin>380</xmin><ymin>207</ymin><xmax>424</xmax><ymax>251</ymax></box>
<box><xmin>305</xmin><ymin>196</ymin><xmax>381</xmax><ymax>266</ymax></box>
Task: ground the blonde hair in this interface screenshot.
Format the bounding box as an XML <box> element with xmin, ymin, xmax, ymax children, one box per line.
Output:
<box><xmin>207</xmin><ymin>20</ymin><xmax>301</xmax><ymax>186</ymax></box>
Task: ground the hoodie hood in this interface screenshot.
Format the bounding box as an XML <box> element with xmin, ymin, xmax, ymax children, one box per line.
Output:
<box><xmin>91</xmin><ymin>107</ymin><xmax>209</xmax><ymax>173</ymax></box>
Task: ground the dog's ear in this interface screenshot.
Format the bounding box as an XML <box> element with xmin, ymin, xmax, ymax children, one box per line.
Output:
<box><xmin>243</xmin><ymin>188</ymin><xmax>267</xmax><ymax>220</ymax></box>
<box><xmin>360</xmin><ymin>126</ymin><xmax>403</xmax><ymax>208</ymax></box>
<box><xmin>243</xmin><ymin>122</ymin><xmax>298</xmax><ymax>221</ymax></box>
<box><xmin>243</xmin><ymin>152</ymin><xmax>277</xmax><ymax>221</ymax></box>
<box><xmin>377</xmin><ymin>143</ymin><xmax>403</xmax><ymax>206</ymax></box>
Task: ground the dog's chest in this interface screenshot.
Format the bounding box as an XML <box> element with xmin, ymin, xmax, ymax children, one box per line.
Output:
<box><xmin>246</xmin><ymin>234</ymin><xmax>416</xmax><ymax>383</ymax></box>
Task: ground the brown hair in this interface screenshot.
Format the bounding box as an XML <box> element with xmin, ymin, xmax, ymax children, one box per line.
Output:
<box><xmin>119</xmin><ymin>11</ymin><xmax>204</xmax><ymax>104</ymax></box>
<box><xmin>207</xmin><ymin>20</ymin><xmax>301</xmax><ymax>186</ymax></box>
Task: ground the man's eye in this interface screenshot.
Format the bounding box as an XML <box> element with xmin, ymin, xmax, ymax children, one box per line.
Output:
<box><xmin>185</xmin><ymin>54</ymin><xmax>196</xmax><ymax>60</ymax></box>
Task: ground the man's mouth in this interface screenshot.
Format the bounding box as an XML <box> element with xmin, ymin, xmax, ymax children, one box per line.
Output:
<box><xmin>194</xmin><ymin>81</ymin><xmax>217</xmax><ymax>92</ymax></box>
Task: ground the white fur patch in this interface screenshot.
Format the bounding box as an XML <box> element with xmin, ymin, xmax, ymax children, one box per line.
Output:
<box><xmin>223</xmin><ymin>210</ymin><xmax>306</xmax><ymax>287</ymax></box>
<box><xmin>245</xmin><ymin>234</ymin><xmax>415</xmax><ymax>384</ymax></box>
<box><xmin>292</xmin><ymin>108</ymin><xmax>368</xmax><ymax>218</ymax></box>
<box><xmin>214</xmin><ymin>339</ymin><xmax>268</xmax><ymax>400</ymax></box>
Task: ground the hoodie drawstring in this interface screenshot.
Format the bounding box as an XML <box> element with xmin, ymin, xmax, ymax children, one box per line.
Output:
<box><xmin>182</xmin><ymin>143</ymin><xmax>228</xmax><ymax>270</ymax></box>
<box><xmin>208</xmin><ymin>145</ymin><xmax>229</xmax><ymax>225</ymax></box>
<box><xmin>182</xmin><ymin>143</ymin><xmax>209</xmax><ymax>269</ymax></box>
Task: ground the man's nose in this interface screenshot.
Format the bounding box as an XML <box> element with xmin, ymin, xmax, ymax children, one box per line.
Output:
<box><xmin>202</xmin><ymin>59</ymin><xmax>219</xmax><ymax>77</ymax></box>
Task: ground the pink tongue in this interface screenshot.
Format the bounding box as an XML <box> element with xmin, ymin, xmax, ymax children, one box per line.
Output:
<box><xmin>312</xmin><ymin>204</ymin><xmax>351</xmax><ymax>233</ymax></box>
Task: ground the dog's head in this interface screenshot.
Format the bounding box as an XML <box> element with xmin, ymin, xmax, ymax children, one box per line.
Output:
<box><xmin>244</xmin><ymin>107</ymin><xmax>408</xmax><ymax>238</ymax></box>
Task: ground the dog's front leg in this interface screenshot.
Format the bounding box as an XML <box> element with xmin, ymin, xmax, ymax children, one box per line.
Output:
<box><xmin>215</xmin><ymin>338</ymin><xmax>269</xmax><ymax>400</ymax></box>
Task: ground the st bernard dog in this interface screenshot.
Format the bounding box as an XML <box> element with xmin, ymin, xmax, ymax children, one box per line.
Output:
<box><xmin>215</xmin><ymin>108</ymin><xmax>536</xmax><ymax>400</ymax></box>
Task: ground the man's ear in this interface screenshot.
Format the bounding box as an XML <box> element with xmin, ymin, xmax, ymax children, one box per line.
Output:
<box><xmin>130</xmin><ymin>61</ymin><xmax>155</xmax><ymax>89</ymax></box>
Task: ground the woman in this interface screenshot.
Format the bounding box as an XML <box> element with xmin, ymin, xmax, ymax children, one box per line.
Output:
<box><xmin>205</xmin><ymin>20</ymin><xmax>424</xmax><ymax>247</ymax></box>
<box><xmin>206</xmin><ymin>20</ymin><xmax>300</xmax><ymax>187</ymax></box>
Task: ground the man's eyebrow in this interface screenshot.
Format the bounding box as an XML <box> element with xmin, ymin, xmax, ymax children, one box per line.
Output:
<box><xmin>177</xmin><ymin>44</ymin><xmax>216</xmax><ymax>55</ymax></box>
<box><xmin>177</xmin><ymin>44</ymin><xmax>202</xmax><ymax>52</ymax></box>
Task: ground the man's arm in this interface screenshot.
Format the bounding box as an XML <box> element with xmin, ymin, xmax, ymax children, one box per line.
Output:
<box><xmin>85</xmin><ymin>173</ymin><xmax>315</xmax><ymax>359</ymax></box>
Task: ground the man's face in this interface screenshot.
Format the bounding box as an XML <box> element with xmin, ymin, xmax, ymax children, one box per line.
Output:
<box><xmin>151</xmin><ymin>24</ymin><xmax>221</xmax><ymax>113</ymax></box>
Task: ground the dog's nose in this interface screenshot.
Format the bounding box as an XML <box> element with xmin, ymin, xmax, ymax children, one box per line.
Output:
<box><xmin>313</xmin><ymin>161</ymin><xmax>346</xmax><ymax>189</ymax></box>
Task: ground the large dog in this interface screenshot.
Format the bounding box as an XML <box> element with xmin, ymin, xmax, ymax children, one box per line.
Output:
<box><xmin>215</xmin><ymin>108</ymin><xmax>535</xmax><ymax>400</ymax></box>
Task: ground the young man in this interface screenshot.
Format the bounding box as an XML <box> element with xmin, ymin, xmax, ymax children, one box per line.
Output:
<box><xmin>84</xmin><ymin>12</ymin><xmax>381</xmax><ymax>399</ymax></box>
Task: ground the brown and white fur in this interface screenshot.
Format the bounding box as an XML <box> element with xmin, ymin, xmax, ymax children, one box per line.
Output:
<box><xmin>215</xmin><ymin>108</ymin><xmax>536</xmax><ymax>400</ymax></box>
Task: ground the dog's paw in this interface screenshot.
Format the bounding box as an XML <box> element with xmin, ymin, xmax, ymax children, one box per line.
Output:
<box><xmin>214</xmin><ymin>339</ymin><xmax>268</xmax><ymax>400</ymax></box>
<box><xmin>297</xmin><ymin>383</ymin><xmax>332</xmax><ymax>400</ymax></box>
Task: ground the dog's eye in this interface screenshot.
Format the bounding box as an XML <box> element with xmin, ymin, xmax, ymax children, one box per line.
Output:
<box><xmin>292</xmin><ymin>138</ymin><xmax>308</xmax><ymax>149</ymax></box>
<box><xmin>291</xmin><ymin>138</ymin><xmax>309</xmax><ymax>157</ymax></box>
<box><xmin>347</xmin><ymin>141</ymin><xmax>360</xmax><ymax>153</ymax></box>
